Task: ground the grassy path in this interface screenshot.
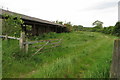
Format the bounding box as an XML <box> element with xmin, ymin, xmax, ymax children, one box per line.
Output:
<box><xmin>21</xmin><ymin>32</ymin><xmax>116</xmax><ymax>78</ymax></box>
<box><xmin>2</xmin><ymin>31</ymin><xmax>117</xmax><ymax>78</ymax></box>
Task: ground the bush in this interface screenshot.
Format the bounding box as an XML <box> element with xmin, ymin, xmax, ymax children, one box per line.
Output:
<box><xmin>112</xmin><ymin>22</ymin><xmax>120</xmax><ymax>36</ymax></box>
<box><xmin>102</xmin><ymin>26</ymin><xmax>114</xmax><ymax>34</ymax></box>
<box><xmin>29</xmin><ymin>32</ymin><xmax>57</xmax><ymax>40</ymax></box>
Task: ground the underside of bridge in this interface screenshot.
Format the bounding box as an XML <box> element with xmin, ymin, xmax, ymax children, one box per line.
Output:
<box><xmin>22</xmin><ymin>19</ymin><xmax>67</xmax><ymax>36</ymax></box>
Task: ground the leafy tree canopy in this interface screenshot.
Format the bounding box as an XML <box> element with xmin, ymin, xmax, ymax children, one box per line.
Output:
<box><xmin>2</xmin><ymin>14</ymin><xmax>24</xmax><ymax>37</ymax></box>
<box><xmin>113</xmin><ymin>22</ymin><xmax>120</xmax><ymax>36</ymax></box>
<box><xmin>92</xmin><ymin>20</ymin><xmax>103</xmax><ymax>29</ymax></box>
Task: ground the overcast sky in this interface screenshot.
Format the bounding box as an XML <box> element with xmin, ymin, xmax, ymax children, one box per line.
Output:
<box><xmin>0</xmin><ymin>0</ymin><xmax>119</xmax><ymax>27</ymax></box>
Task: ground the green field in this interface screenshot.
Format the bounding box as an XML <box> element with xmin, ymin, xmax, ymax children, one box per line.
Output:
<box><xmin>2</xmin><ymin>31</ymin><xmax>117</xmax><ymax>78</ymax></box>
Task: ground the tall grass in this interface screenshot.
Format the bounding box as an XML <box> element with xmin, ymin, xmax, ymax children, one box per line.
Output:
<box><xmin>2</xmin><ymin>31</ymin><xmax>117</xmax><ymax>78</ymax></box>
<box><xmin>2</xmin><ymin>40</ymin><xmax>37</xmax><ymax>77</ymax></box>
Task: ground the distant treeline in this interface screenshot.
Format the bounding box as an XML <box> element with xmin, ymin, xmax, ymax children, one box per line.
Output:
<box><xmin>82</xmin><ymin>22</ymin><xmax>120</xmax><ymax>37</ymax></box>
<box><xmin>55</xmin><ymin>20</ymin><xmax>120</xmax><ymax>37</ymax></box>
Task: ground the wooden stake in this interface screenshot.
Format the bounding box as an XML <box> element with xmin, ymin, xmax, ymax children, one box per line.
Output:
<box><xmin>5</xmin><ymin>34</ymin><xmax>8</xmax><ymax>40</ymax></box>
<box><xmin>19</xmin><ymin>32</ymin><xmax>26</xmax><ymax>53</ymax></box>
<box><xmin>110</xmin><ymin>39</ymin><xmax>120</xmax><ymax>78</ymax></box>
<box><xmin>25</xmin><ymin>38</ymin><xmax>28</xmax><ymax>53</ymax></box>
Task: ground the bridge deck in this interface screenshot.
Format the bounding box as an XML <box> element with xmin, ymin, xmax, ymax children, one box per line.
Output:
<box><xmin>0</xmin><ymin>9</ymin><xmax>65</xmax><ymax>27</ymax></box>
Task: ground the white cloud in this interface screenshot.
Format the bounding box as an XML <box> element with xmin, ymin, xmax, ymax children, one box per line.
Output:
<box><xmin>0</xmin><ymin>0</ymin><xmax>119</xmax><ymax>27</ymax></box>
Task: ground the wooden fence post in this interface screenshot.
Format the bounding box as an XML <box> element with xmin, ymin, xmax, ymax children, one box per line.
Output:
<box><xmin>19</xmin><ymin>32</ymin><xmax>28</xmax><ymax>53</ymax></box>
<box><xmin>25</xmin><ymin>38</ymin><xmax>28</xmax><ymax>53</ymax></box>
<box><xmin>110</xmin><ymin>39</ymin><xmax>120</xmax><ymax>78</ymax></box>
<box><xmin>5</xmin><ymin>34</ymin><xmax>8</xmax><ymax>40</ymax></box>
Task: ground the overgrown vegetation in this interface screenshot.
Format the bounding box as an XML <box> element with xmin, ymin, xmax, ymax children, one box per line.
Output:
<box><xmin>2</xmin><ymin>14</ymin><xmax>24</xmax><ymax>37</ymax></box>
<box><xmin>55</xmin><ymin>20</ymin><xmax>120</xmax><ymax>37</ymax></box>
<box><xmin>2</xmin><ymin>14</ymin><xmax>119</xmax><ymax>78</ymax></box>
<box><xmin>112</xmin><ymin>22</ymin><xmax>120</xmax><ymax>36</ymax></box>
<box><xmin>2</xmin><ymin>31</ymin><xmax>117</xmax><ymax>78</ymax></box>
<box><xmin>79</xmin><ymin>21</ymin><xmax>120</xmax><ymax>37</ymax></box>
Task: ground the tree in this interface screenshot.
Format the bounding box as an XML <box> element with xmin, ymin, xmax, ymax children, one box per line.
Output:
<box><xmin>55</xmin><ymin>20</ymin><xmax>63</xmax><ymax>25</ymax></box>
<box><xmin>55</xmin><ymin>20</ymin><xmax>73</xmax><ymax>32</ymax></box>
<box><xmin>92</xmin><ymin>20</ymin><xmax>103</xmax><ymax>29</ymax></box>
<box><xmin>64</xmin><ymin>22</ymin><xmax>73</xmax><ymax>32</ymax></box>
<box><xmin>73</xmin><ymin>25</ymin><xmax>83</xmax><ymax>31</ymax></box>
<box><xmin>113</xmin><ymin>22</ymin><xmax>120</xmax><ymax>36</ymax></box>
<box><xmin>102</xmin><ymin>26</ymin><xmax>114</xmax><ymax>34</ymax></box>
<box><xmin>2</xmin><ymin>14</ymin><xmax>24</xmax><ymax>37</ymax></box>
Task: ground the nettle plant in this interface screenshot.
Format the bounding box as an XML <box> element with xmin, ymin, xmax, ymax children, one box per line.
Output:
<box><xmin>2</xmin><ymin>14</ymin><xmax>24</xmax><ymax>37</ymax></box>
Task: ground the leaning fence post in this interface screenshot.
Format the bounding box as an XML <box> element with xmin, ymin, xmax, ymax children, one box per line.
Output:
<box><xmin>110</xmin><ymin>39</ymin><xmax>120</xmax><ymax>78</ymax></box>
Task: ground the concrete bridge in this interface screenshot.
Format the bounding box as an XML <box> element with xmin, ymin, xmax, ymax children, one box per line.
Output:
<box><xmin>0</xmin><ymin>9</ymin><xmax>67</xmax><ymax>36</ymax></box>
